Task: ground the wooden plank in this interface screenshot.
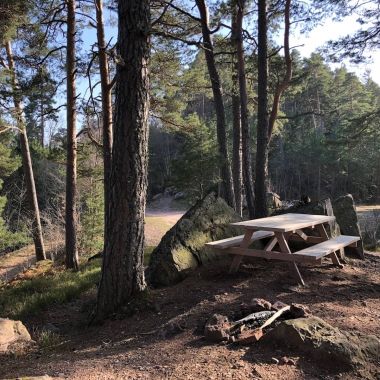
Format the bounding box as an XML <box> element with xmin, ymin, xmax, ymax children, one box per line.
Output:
<box><xmin>275</xmin><ymin>232</ymin><xmax>305</xmax><ymax>286</ymax></box>
<box><xmin>295</xmin><ymin>229</ymin><xmax>308</xmax><ymax>241</ymax></box>
<box><xmin>261</xmin><ymin>306</ymin><xmax>291</xmax><ymax>329</ymax></box>
<box><xmin>231</xmin><ymin>213</ymin><xmax>335</xmax><ymax>233</ymax></box>
<box><xmin>264</xmin><ymin>237</ymin><xmax>277</xmax><ymax>251</ymax></box>
<box><xmin>206</xmin><ymin>230</ymin><xmax>274</xmax><ymax>249</ymax></box>
<box><xmin>229</xmin><ymin>230</ymin><xmax>254</xmax><ymax>273</ymax></box>
<box><xmin>293</xmin><ymin>235</ymin><xmax>361</xmax><ymax>260</ymax></box>
<box><xmin>314</xmin><ymin>223</ymin><xmax>343</xmax><ymax>267</ymax></box>
<box><xmin>289</xmin><ymin>234</ymin><xmax>325</xmax><ymax>244</ymax></box>
<box><xmin>227</xmin><ymin>247</ymin><xmax>315</xmax><ymax>263</ymax></box>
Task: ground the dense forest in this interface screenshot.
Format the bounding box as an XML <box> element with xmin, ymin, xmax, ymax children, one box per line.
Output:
<box><xmin>0</xmin><ymin>0</ymin><xmax>379</xmax><ymax>312</ymax></box>
<box><xmin>1</xmin><ymin>1</ymin><xmax>380</xmax><ymax>378</ymax></box>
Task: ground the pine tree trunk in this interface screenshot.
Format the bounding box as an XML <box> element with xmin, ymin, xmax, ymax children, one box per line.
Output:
<box><xmin>65</xmin><ymin>0</ymin><xmax>79</xmax><ymax>270</ymax></box>
<box><xmin>231</xmin><ymin>92</ymin><xmax>242</xmax><ymax>217</ymax></box>
<box><xmin>235</xmin><ymin>0</ymin><xmax>255</xmax><ymax>218</ymax></box>
<box><xmin>231</xmin><ymin>9</ymin><xmax>242</xmax><ymax>216</ymax></box>
<box><xmin>5</xmin><ymin>41</ymin><xmax>46</xmax><ymax>261</ymax></box>
<box><xmin>195</xmin><ymin>0</ymin><xmax>235</xmax><ymax>210</ymax></box>
<box><xmin>255</xmin><ymin>0</ymin><xmax>269</xmax><ymax>218</ymax></box>
<box><xmin>95</xmin><ymin>0</ymin><xmax>113</xmax><ymax>253</ymax></box>
<box><xmin>95</xmin><ymin>0</ymin><xmax>150</xmax><ymax>320</ymax></box>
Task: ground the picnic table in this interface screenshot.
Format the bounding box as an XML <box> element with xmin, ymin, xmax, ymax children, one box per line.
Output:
<box><xmin>206</xmin><ymin>213</ymin><xmax>360</xmax><ymax>285</ymax></box>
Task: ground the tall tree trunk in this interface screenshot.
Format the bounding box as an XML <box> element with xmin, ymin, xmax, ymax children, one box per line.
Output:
<box><xmin>195</xmin><ymin>0</ymin><xmax>235</xmax><ymax>210</ymax></box>
<box><xmin>231</xmin><ymin>10</ymin><xmax>242</xmax><ymax>216</ymax></box>
<box><xmin>254</xmin><ymin>0</ymin><xmax>269</xmax><ymax>218</ymax></box>
<box><xmin>234</xmin><ymin>0</ymin><xmax>255</xmax><ymax>218</ymax></box>
<box><xmin>65</xmin><ymin>0</ymin><xmax>79</xmax><ymax>270</ymax></box>
<box><xmin>5</xmin><ymin>41</ymin><xmax>46</xmax><ymax>261</ymax></box>
<box><xmin>95</xmin><ymin>0</ymin><xmax>150</xmax><ymax>320</ymax></box>
<box><xmin>94</xmin><ymin>0</ymin><xmax>113</xmax><ymax>254</ymax></box>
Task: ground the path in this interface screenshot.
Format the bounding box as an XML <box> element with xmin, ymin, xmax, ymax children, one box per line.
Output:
<box><xmin>0</xmin><ymin>209</ymin><xmax>185</xmax><ymax>283</ymax></box>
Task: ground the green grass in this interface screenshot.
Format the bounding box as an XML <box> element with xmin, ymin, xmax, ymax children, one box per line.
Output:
<box><xmin>144</xmin><ymin>245</ymin><xmax>155</xmax><ymax>265</ymax></box>
<box><xmin>0</xmin><ymin>259</ymin><xmax>102</xmax><ymax>320</ymax></box>
<box><xmin>0</xmin><ymin>246</ymin><xmax>157</xmax><ymax>320</ymax></box>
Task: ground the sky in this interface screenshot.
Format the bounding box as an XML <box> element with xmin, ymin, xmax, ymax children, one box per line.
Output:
<box><xmin>70</xmin><ymin>5</ymin><xmax>380</xmax><ymax>129</ymax></box>
<box><xmin>291</xmin><ymin>14</ymin><xmax>380</xmax><ymax>84</ymax></box>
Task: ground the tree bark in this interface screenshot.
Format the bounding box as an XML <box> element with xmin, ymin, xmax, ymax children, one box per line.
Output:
<box><xmin>234</xmin><ymin>0</ymin><xmax>255</xmax><ymax>218</ymax></box>
<box><xmin>231</xmin><ymin>10</ymin><xmax>242</xmax><ymax>216</ymax></box>
<box><xmin>5</xmin><ymin>41</ymin><xmax>46</xmax><ymax>261</ymax></box>
<box><xmin>195</xmin><ymin>0</ymin><xmax>236</xmax><ymax>210</ymax></box>
<box><xmin>65</xmin><ymin>0</ymin><xmax>79</xmax><ymax>270</ymax></box>
<box><xmin>254</xmin><ymin>0</ymin><xmax>269</xmax><ymax>218</ymax></box>
<box><xmin>95</xmin><ymin>0</ymin><xmax>113</xmax><ymax>255</ymax></box>
<box><xmin>95</xmin><ymin>0</ymin><xmax>150</xmax><ymax>320</ymax></box>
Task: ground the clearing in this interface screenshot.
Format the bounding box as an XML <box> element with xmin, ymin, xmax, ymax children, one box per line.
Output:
<box><xmin>0</xmin><ymin>256</ymin><xmax>379</xmax><ymax>379</ymax></box>
<box><xmin>0</xmin><ymin>207</ymin><xmax>379</xmax><ymax>380</ymax></box>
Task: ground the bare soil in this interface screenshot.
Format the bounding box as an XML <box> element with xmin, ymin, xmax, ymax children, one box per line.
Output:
<box><xmin>0</xmin><ymin>251</ymin><xmax>379</xmax><ymax>380</ymax></box>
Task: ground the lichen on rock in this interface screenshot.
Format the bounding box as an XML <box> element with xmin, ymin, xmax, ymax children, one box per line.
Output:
<box><xmin>147</xmin><ymin>192</ymin><xmax>242</xmax><ymax>287</ymax></box>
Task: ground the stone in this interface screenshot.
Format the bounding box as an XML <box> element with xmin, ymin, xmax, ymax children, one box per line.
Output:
<box><xmin>248</xmin><ymin>298</ymin><xmax>272</xmax><ymax>312</ymax></box>
<box><xmin>289</xmin><ymin>303</ymin><xmax>311</xmax><ymax>318</ymax></box>
<box><xmin>267</xmin><ymin>192</ymin><xmax>282</xmax><ymax>210</ymax></box>
<box><xmin>279</xmin><ymin>356</ymin><xmax>293</xmax><ymax>365</ymax></box>
<box><xmin>271</xmin><ymin>301</ymin><xmax>289</xmax><ymax>311</ymax></box>
<box><xmin>237</xmin><ymin>328</ymin><xmax>263</xmax><ymax>345</ymax></box>
<box><xmin>332</xmin><ymin>194</ymin><xmax>364</xmax><ymax>258</ymax></box>
<box><xmin>0</xmin><ymin>318</ymin><xmax>33</xmax><ymax>353</ymax></box>
<box><xmin>262</xmin><ymin>316</ymin><xmax>380</xmax><ymax>369</ymax></box>
<box><xmin>147</xmin><ymin>192</ymin><xmax>242</xmax><ymax>286</ymax></box>
<box><xmin>174</xmin><ymin>191</ymin><xmax>186</xmax><ymax>200</ymax></box>
<box><xmin>274</xmin><ymin>198</ymin><xmax>340</xmax><ymax>238</ymax></box>
<box><xmin>204</xmin><ymin>314</ymin><xmax>231</xmax><ymax>343</ymax></box>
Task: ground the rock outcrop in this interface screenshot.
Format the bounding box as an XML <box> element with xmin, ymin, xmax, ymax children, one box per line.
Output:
<box><xmin>263</xmin><ymin>316</ymin><xmax>380</xmax><ymax>369</ymax></box>
<box><xmin>0</xmin><ymin>318</ymin><xmax>33</xmax><ymax>353</ymax></box>
<box><xmin>274</xmin><ymin>198</ymin><xmax>340</xmax><ymax>238</ymax></box>
<box><xmin>332</xmin><ymin>194</ymin><xmax>364</xmax><ymax>258</ymax></box>
<box><xmin>147</xmin><ymin>192</ymin><xmax>242</xmax><ymax>286</ymax></box>
<box><xmin>275</xmin><ymin>194</ymin><xmax>364</xmax><ymax>258</ymax></box>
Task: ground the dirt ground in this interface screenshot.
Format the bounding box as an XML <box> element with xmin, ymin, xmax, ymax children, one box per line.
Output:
<box><xmin>0</xmin><ymin>250</ymin><xmax>379</xmax><ymax>380</ymax></box>
<box><xmin>1</xmin><ymin>206</ymin><xmax>379</xmax><ymax>380</ymax></box>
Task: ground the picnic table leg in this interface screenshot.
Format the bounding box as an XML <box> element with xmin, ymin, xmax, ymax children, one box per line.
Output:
<box><xmin>275</xmin><ymin>232</ymin><xmax>305</xmax><ymax>286</ymax></box>
<box><xmin>229</xmin><ymin>230</ymin><xmax>255</xmax><ymax>274</ymax></box>
<box><xmin>315</xmin><ymin>224</ymin><xmax>343</xmax><ymax>268</ymax></box>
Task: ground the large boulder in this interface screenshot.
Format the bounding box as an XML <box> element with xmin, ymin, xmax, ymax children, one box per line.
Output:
<box><xmin>332</xmin><ymin>194</ymin><xmax>364</xmax><ymax>258</ymax></box>
<box><xmin>0</xmin><ymin>318</ymin><xmax>33</xmax><ymax>353</ymax></box>
<box><xmin>263</xmin><ymin>317</ymin><xmax>380</xmax><ymax>370</ymax></box>
<box><xmin>275</xmin><ymin>194</ymin><xmax>364</xmax><ymax>258</ymax></box>
<box><xmin>147</xmin><ymin>192</ymin><xmax>241</xmax><ymax>287</ymax></box>
<box><xmin>274</xmin><ymin>198</ymin><xmax>340</xmax><ymax>237</ymax></box>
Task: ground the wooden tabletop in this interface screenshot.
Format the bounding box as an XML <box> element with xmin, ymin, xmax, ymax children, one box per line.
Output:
<box><xmin>231</xmin><ymin>213</ymin><xmax>335</xmax><ymax>233</ymax></box>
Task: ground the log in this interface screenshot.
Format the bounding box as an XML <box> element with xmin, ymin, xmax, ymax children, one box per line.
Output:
<box><xmin>236</xmin><ymin>306</ymin><xmax>290</xmax><ymax>345</ymax></box>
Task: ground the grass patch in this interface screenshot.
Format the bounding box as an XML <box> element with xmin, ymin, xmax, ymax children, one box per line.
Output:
<box><xmin>144</xmin><ymin>245</ymin><xmax>155</xmax><ymax>265</ymax></box>
<box><xmin>0</xmin><ymin>246</ymin><xmax>157</xmax><ymax>320</ymax></box>
<box><xmin>37</xmin><ymin>330</ymin><xmax>63</xmax><ymax>352</ymax></box>
<box><xmin>0</xmin><ymin>259</ymin><xmax>102</xmax><ymax>320</ymax></box>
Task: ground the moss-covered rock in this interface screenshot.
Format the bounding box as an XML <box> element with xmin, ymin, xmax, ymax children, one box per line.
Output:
<box><xmin>147</xmin><ymin>192</ymin><xmax>242</xmax><ymax>287</ymax></box>
<box><xmin>273</xmin><ymin>198</ymin><xmax>340</xmax><ymax>238</ymax></box>
<box><xmin>332</xmin><ymin>194</ymin><xmax>364</xmax><ymax>258</ymax></box>
<box><xmin>263</xmin><ymin>317</ymin><xmax>380</xmax><ymax>370</ymax></box>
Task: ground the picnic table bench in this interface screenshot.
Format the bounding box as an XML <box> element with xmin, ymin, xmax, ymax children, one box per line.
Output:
<box><xmin>206</xmin><ymin>213</ymin><xmax>360</xmax><ymax>285</ymax></box>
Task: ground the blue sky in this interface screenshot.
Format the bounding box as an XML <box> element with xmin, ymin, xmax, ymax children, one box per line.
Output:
<box><xmin>69</xmin><ymin>6</ymin><xmax>380</xmax><ymax>131</ymax></box>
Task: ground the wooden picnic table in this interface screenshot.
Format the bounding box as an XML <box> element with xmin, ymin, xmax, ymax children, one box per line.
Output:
<box><xmin>206</xmin><ymin>213</ymin><xmax>360</xmax><ymax>285</ymax></box>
